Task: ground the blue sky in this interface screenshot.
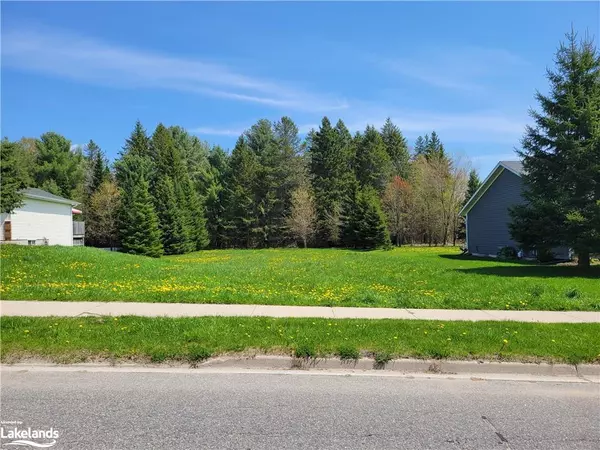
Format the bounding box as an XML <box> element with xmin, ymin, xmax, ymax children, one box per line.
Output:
<box><xmin>2</xmin><ymin>1</ymin><xmax>599</xmax><ymax>177</ymax></box>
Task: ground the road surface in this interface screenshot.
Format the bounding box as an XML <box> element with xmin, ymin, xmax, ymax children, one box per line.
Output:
<box><xmin>1</xmin><ymin>369</ymin><xmax>599</xmax><ymax>449</ymax></box>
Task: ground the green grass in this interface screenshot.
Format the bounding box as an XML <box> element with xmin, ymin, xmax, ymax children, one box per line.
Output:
<box><xmin>1</xmin><ymin>316</ymin><xmax>599</xmax><ymax>364</ymax></box>
<box><xmin>1</xmin><ymin>244</ymin><xmax>599</xmax><ymax>310</ymax></box>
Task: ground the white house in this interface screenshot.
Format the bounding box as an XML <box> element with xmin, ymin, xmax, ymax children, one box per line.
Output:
<box><xmin>0</xmin><ymin>188</ymin><xmax>84</xmax><ymax>246</ymax></box>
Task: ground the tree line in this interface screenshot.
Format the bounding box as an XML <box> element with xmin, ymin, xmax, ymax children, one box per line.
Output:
<box><xmin>1</xmin><ymin>117</ymin><xmax>476</xmax><ymax>255</ymax></box>
<box><xmin>2</xmin><ymin>30</ymin><xmax>597</xmax><ymax>265</ymax></box>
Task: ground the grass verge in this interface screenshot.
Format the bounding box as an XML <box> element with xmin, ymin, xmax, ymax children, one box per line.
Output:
<box><xmin>1</xmin><ymin>316</ymin><xmax>599</xmax><ymax>365</ymax></box>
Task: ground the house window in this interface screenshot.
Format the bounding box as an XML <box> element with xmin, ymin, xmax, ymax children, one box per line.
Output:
<box><xmin>28</xmin><ymin>240</ymin><xmax>36</xmax><ymax>246</ymax></box>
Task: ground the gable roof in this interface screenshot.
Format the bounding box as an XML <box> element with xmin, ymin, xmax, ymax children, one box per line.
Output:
<box><xmin>459</xmin><ymin>160</ymin><xmax>522</xmax><ymax>216</ymax></box>
<box><xmin>23</xmin><ymin>188</ymin><xmax>80</xmax><ymax>206</ymax></box>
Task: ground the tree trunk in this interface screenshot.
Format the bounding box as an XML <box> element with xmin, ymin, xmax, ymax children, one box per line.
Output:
<box><xmin>577</xmin><ymin>251</ymin><xmax>590</xmax><ymax>268</ymax></box>
<box><xmin>396</xmin><ymin>234</ymin><xmax>400</xmax><ymax>246</ymax></box>
<box><xmin>303</xmin><ymin>237</ymin><xmax>307</xmax><ymax>249</ymax></box>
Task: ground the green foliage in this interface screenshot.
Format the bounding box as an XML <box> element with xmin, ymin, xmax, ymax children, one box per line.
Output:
<box><xmin>154</xmin><ymin>176</ymin><xmax>189</xmax><ymax>255</ymax></box>
<box><xmin>354</xmin><ymin>125</ymin><xmax>392</xmax><ymax>193</ymax></box>
<box><xmin>123</xmin><ymin>120</ymin><xmax>152</xmax><ymax>159</ymax></box>
<box><xmin>337</xmin><ymin>345</ymin><xmax>360</xmax><ymax>361</ymax></box>
<box><xmin>510</xmin><ymin>31</ymin><xmax>600</xmax><ymax>267</ymax></box>
<box><xmin>309</xmin><ymin>117</ymin><xmax>355</xmax><ymax>246</ymax></box>
<box><xmin>34</xmin><ymin>132</ymin><xmax>84</xmax><ymax>200</ymax></box>
<box><xmin>381</xmin><ymin>118</ymin><xmax>410</xmax><ymax>179</ymax></box>
<box><xmin>343</xmin><ymin>185</ymin><xmax>391</xmax><ymax>249</ymax></box>
<box><xmin>294</xmin><ymin>343</ymin><xmax>316</xmax><ymax>359</ymax></box>
<box><xmin>374</xmin><ymin>351</ymin><xmax>393</xmax><ymax>367</ymax></box>
<box><xmin>0</xmin><ymin>139</ymin><xmax>26</xmax><ymax>213</ymax></box>
<box><xmin>497</xmin><ymin>246</ymin><xmax>518</xmax><ymax>260</ymax></box>
<box><xmin>224</xmin><ymin>137</ymin><xmax>260</xmax><ymax>247</ymax></box>
<box><xmin>115</xmin><ymin>153</ymin><xmax>163</xmax><ymax>258</ymax></box>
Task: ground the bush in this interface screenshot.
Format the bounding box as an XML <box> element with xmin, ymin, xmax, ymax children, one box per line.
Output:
<box><xmin>337</xmin><ymin>345</ymin><xmax>360</xmax><ymax>361</ymax></box>
<box><xmin>294</xmin><ymin>343</ymin><xmax>316</xmax><ymax>359</ymax></box>
<box><xmin>374</xmin><ymin>351</ymin><xmax>393</xmax><ymax>368</ymax></box>
<box><xmin>497</xmin><ymin>246</ymin><xmax>518</xmax><ymax>260</ymax></box>
<box><xmin>537</xmin><ymin>248</ymin><xmax>555</xmax><ymax>263</ymax></box>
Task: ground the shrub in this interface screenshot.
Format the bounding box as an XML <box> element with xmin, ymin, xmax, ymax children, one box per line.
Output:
<box><xmin>374</xmin><ymin>351</ymin><xmax>393</xmax><ymax>368</ymax></box>
<box><xmin>337</xmin><ymin>345</ymin><xmax>360</xmax><ymax>361</ymax></box>
<box><xmin>537</xmin><ymin>248</ymin><xmax>555</xmax><ymax>263</ymax></box>
<box><xmin>497</xmin><ymin>246</ymin><xmax>517</xmax><ymax>260</ymax></box>
<box><xmin>294</xmin><ymin>343</ymin><xmax>316</xmax><ymax>359</ymax></box>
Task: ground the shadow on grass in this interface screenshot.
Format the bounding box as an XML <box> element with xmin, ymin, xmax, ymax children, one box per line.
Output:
<box><xmin>439</xmin><ymin>254</ymin><xmax>538</xmax><ymax>265</ymax></box>
<box><xmin>455</xmin><ymin>266</ymin><xmax>600</xmax><ymax>279</ymax></box>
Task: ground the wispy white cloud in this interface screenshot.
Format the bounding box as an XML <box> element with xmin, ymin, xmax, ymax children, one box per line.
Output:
<box><xmin>190</xmin><ymin>126</ymin><xmax>246</xmax><ymax>137</ymax></box>
<box><xmin>380</xmin><ymin>46</ymin><xmax>528</xmax><ymax>92</ymax></box>
<box><xmin>1</xmin><ymin>25</ymin><xmax>348</xmax><ymax>113</ymax></box>
<box><xmin>191</xmin><ymin>122</ymin><xmax>317</xmax><ymax>137</ymax></box>
<box><xmin>298</xmin><ymin>107</ymin><xmax>528</xmax><ymax>144</ymax></box>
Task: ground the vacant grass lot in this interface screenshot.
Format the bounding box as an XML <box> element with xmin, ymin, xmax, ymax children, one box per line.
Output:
<box><xmin>1</xmin><ymin>245</ymin><xmax>599</xmax><ymax>310</ymax></box>
<box><xmin>2</xmin><ymin>316</ymin><xmax>599</xmax><ymax>364</ymax></box>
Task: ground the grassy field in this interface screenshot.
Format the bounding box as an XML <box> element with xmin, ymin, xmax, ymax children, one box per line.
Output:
<box><xmin>2</xmin><ymin>316</ymin><xmax>599</xmax><ymax>364</ymax></box>
<box><xmin>1</xmin><ymin>244</ymin><xmax>599</xmax><ymax>310</ymax></box>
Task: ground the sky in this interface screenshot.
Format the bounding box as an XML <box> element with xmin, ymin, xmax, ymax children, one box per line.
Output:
<box><xmin>2</xmin><ymin>1</ymin><xmax>599</xmax><ymax>177</ymax></box>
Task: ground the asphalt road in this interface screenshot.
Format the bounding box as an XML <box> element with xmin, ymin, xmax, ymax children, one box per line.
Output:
<box><xmin>1</xmin><ymin>370</ymin><xmax>599</xmax><ymax>449</ymax></box>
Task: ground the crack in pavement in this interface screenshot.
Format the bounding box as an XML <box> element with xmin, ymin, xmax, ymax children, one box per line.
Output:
<box><xmin>481</xmin><ymin>415</ymin><xmax>512</xmax><ymax>449</ymax></box>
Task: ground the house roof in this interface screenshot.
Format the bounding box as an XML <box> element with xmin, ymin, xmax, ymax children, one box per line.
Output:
<box><xmin>499</xmin><ymin>160</ymin><xmax>523</xmax><ymax>176</ymax></box>
<box><xmin>459</xmin><ymin>160</ymin><xmax>522</xmax><ymax>216</ymax></box>
<box><xmin>23</xmin><ymin>187</ymin><xmax>80</xmax><ymax>206</ymax></box>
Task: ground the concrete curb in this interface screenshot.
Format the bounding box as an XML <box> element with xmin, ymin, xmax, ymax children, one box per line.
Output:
<box><xmin>2</xmin><ymin>357</ymin><xmax>598</xmax><ymax>383</ymax></box>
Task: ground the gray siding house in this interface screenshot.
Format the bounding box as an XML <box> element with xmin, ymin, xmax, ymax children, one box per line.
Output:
<box><xmin>460</xmin><ymin>161</ymin><xmax>570</xmax><ymax>259</ymax></box>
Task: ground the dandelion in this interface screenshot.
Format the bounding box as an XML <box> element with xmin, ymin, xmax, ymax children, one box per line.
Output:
<box><xmin>394</xmin><ymin>336</ymin><xmax>398</xmax><ymax>339</ymax></box>
<box><xmin>79</xmin><ymin>324</ymin><xmax>83</xmax><ymax>328</ymax></box>
<box><xmin>552</xmin><ymin>339</ymin><xmax>556</xmax><ymax>343</ymax></box>
<box><xmin>503</xmin><ymin>339</ymin><xmax>509</xmax><ymax>344</ymax></box>
<box><xmin>447</xmin><ymin>338</ymin><xmax>451</xmax><ymax>341</ymax></box>
<box><xmin>24</xmin><ymin>330</ymin><xmax>29</xmax><ymax>333</ymax></box>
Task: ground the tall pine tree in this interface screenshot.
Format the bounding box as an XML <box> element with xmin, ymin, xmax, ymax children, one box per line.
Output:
<box><xmin>381</xmin><ymin>118</ymin><xmax>410</xmax><ymax>179</ymax></box>
<box><xmin>224</xmin><ymin>137</ymin><xmax>260</xmax><ymax>247</ymax></box>
<box><xmin>354</xmin><ymin>125</ymin><xmax>392</xmax><ymax>193</ymax></box>
<box><xmin>309</xmin><ymin>117</ymin><xmax>355</xmax><ymax>246</ymax></box>
<box><xmin>115</xmin><ymin>154</ymin><xmax>162</xmax><ymax>257</ymax></box>
<box><xmin>510</xmin><ymin>31</ymin><xmax>600</xmax><ymax>267</ymax></box>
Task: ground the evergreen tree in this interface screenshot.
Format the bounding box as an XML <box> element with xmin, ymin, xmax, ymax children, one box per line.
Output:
<box><xmin>413</xmin><ymin>136</ymin><xmax>427</xmax><ymax>157</ymax></box>
<box><xmin>224</xmin><ymin>137</ymin><xmax>260</xmax><ymax>247</ymax></box>
<box><xmin>170</xmin><ymin>126</ymin><xmax>212</xmax><ymax>195</ymax></box>
<box><xmin>84</xmin><ymin>140</ymin><xmax>109</xmax><ymax>200</ymax></box>
<box><xmin>354</xmin><ymin>125</ymin><xmax>392</xmax><ymax>193</ymax></box>
<box><xmin>381</xmin><ymin>118</ymin><xmax>410</xmax><ymax>179</ymax></box>
<box><xmin>465</xmin><ymin>169</ymin><xmax>481</xmax><ymax>203</ymax></box>
<box><xmin>343</xmin><ymin>185</ymin><xmax>391</xmax><ymax>249</ymax></box>
<box><xmin>0</xmin><ymin>139</ymin><xmax>26</xmax><ymax>213</ymax></box>
<box><xmin>151</xmin><ymin>124</ymin><xmax>195</xmax><ymax>253</ymax></box>
<box><xmin>34</xmin><ymin>132</ymin><xmax>85</xmax><ymax>199</ymax></box>
<box><xmin>120</xmin><ymin>175</ymin><xmax>163</xmax><ymax>257</ymax></box>
<box><xmin>245</xmin><ymin>119</ymin><xmax>280</xmax><ymax>246</ymax></box>
<box><xmin>309</xmin><ymin>117</ymin><xmax>355</xmax><ymax>246</ymax></box>
<box><xmin>205</xmin><ymin>146</ymin><xmax>230</xmax><ymax>248</ymax></box>
<box><xmin>510</xmin><ymin>31</ymin><xmax>600</xmax><ymax>267</ymax></box>
<box><xmin>154</xmin><ymin>176</ymin><xmax>189</xmax><ymax>255</ymax></box>
<box><xmin>124</xmin><ymin>120</ymin><xmax>152</xmax><ymax>159</ymax></box>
